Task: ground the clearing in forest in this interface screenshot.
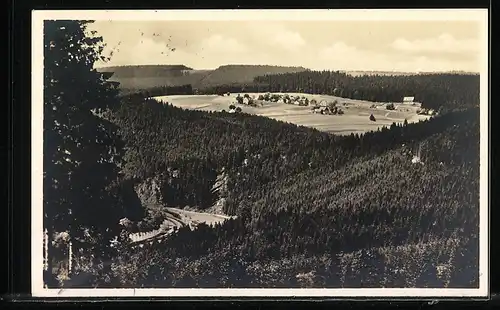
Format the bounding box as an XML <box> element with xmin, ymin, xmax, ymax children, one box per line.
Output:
<box><xmin>154</xmin><ymin>93</ymin><xmax>431</xmax><ymax>135</ymax></box>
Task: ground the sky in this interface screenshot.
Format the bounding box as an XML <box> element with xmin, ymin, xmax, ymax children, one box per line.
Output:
<box><xmin>89</xmin><ymin>19</ymin><xmax>483</xmax><ymax>73</ymax></box>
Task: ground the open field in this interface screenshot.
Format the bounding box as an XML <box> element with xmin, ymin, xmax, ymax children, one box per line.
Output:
<box><xmin>154</xmin><ymin>93</ymin><xmax>431</xmax><ymax>135</ymax></box>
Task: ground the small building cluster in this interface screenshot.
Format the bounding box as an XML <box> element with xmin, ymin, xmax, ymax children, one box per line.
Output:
<box><xmin>227</xmin><ymin>93</ymin><xmax>431</xmax><ymax>119</ymax></box>
<box><xmin>417</xmin><ymin>108</ymin><xmax>436</xmax><ymax>116</ymax></box>
<box><xmin>257</xmin><ymin>93</ymin><xmax>312</xmax><ymax>106</ymax></box>
<box><xmin>386</xmin><ymin>103</ymin><xmax>396</xmax><ymax>110</ymax></box>
<box><xmin>224</xmin><ymin>104</ymin><xmax>243</xmax><ymax>114</ymax></box>
<box><xmin>402</xmin><ymin>96</ymin><xmax>423</xmax><ymax>108</ymax></box>
<box><xmin>235</xmin><ymin>94</ymin><xmax>258</xmax><ymax>107</ymax></box>
<box><xmin>232</xmin><ymin>93</ymin><xmax>350</xmax><ymax>115</ymax></box>
<box><xmin>311</xmin><ymin>105</ymin><xmax>344</xmax><ymax>115</ymax></box>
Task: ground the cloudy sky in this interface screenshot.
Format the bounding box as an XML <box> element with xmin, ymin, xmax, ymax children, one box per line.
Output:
<box><xmin>89</xmin><ymin>19</ymin><xmax>482</xmax><ymax>72</ymax></box>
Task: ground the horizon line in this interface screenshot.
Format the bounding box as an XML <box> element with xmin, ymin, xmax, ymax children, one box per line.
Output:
<box><xmin>94</xmin><ymin>63</ymin><xmax>480</xmax><ymax>74</ymax></box>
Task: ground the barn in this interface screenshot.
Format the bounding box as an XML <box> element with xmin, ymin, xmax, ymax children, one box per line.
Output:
<box><xmin>402</xmin><ymin>96</ymin><xmax>415</xmax><ymax>104</ymax></box>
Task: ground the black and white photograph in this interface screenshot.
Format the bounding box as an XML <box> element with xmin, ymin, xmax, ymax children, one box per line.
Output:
<box><xmin>31</xmin><ymin>9</ymin><xmax>489</xmax><ymax>297</ymax></box>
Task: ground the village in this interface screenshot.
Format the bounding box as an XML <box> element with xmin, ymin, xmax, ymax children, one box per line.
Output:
<box><xmin>224</xmin><ymin>92</ymin><xmax>437</xmax><ymax>121</ymax></box>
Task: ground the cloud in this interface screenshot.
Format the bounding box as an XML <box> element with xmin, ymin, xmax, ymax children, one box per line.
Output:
<box><xmin>94</xmin><ymin>32</ymin><xmax>250</xmax><ymax>68</ymax></box>
<box><xmin>319</xmin><ymin>42</ymin><xmax>358</xmax><ymax>58</ymax></box>
<box><xmin>89</xmin><ymin>21</ymin><xmax>480</xmax><ymax>72</ymax></box>
<box><xmin>199</xmin><ymin>34</ymin><xmax>247</xmax><ymax>54</ymax></box>
<box><xmin>243</xmin><ymin>22</ymin><xmax>306</xmax><ymax>51</ymax></box>
<box><xmin>390</xmin><ymin>33</ymin><xmax>479</xmax><ymax>54</ymax></box>
<box><xmin>94</xmin><ymin>36</ymin><xmax>193</xmax><ymax>67</ymax></box>
<box><xmin>315</xmin><ymin>42</ymin><xmax>393</xmax><ymax>71</ymax></box>
<box><xmin>313</xmin><ymin>41</ymin><xmax>479</xmax><ymax>72</ymax></box>
<box><xmin>270</xmin><ymin>30</ymin><xmax>306</xmax><ymax>49</ymax></box>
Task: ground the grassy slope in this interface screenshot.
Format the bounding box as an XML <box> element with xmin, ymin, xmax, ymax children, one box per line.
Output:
<box><xmin>153</xmin><ymin>92</ymin><xmax>429</xmax><ymax>135</ymax></box>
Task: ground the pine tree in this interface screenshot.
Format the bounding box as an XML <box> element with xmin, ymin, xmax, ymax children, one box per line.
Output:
<box><xmin>43</xmin><ymin>20</ymin><xmax>144</xmax><ymax>286</ymax></box>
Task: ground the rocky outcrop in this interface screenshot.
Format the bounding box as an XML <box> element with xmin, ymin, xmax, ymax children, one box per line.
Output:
<box><xmin>205</xmin><ymin>169</ymin><xmax>229</xmax><ymax>215</ymax></box>
<box><xmin>133</xmin><ymin>175</ymin><xmax>164</xmax><ymax>209</ymax></box>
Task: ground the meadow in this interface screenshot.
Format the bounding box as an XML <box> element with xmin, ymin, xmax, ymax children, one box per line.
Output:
<box><xmin>154</xmin><ymin>93</ymin><xmax>430</xmax><ymax>135</ymax></box>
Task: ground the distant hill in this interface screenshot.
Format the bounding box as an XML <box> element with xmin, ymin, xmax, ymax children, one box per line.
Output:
<box><xmin>344</xmin><ymin>70</ymin><xmax>419</xmax><ymax>77</ymax></box>
<box><xmin>196</xmin><ymin>65</ymin><xmax>308</xmax><ymax>88</ymax></box>
<box><xmin>418</xmin><ymin>70</ymin><xmax>480</xmax><ymax>75</ymax></box>
<box><xmin>98</xmin><ymin>65</ymin><xmax>194</xmax><ymax>77</ymax></box>
<box><xmin>97</xmin><ymin>64</ymin><xmax>308</xmax><ymax>91</ymax></box>
<box><xmin>344</xmin><ymin>70</ymin><xmax>480</xmax><ymax>77</ymax></box>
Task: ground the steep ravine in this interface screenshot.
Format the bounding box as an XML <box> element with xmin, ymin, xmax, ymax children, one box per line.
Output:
<box><xmin>128</xmin><ymin>168</ymin><xmax>234</xmax><ymax>244</ymax></box>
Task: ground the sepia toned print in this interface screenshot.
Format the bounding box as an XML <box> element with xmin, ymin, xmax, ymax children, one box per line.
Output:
<box><xmin>31</xmin><ymin>9</ymin><xmax>489</xmax><ymax>297</ymax></box>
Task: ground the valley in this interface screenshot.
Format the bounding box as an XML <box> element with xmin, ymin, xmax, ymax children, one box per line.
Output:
<box><xmin>42</xmin><ymin>19</ymin><xmax>483</xmax><ymax>291</ymax></box>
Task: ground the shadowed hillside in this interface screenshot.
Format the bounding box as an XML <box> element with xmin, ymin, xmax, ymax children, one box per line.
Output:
<box><xmin>97</xmin><ymin>64</ymin><xmax>308</xmax><ymax>92</ymax></box>
<box><xmin>101</xmin><ymin>96</ymin><xmax>479</xmax><ymax>289</ymax></box>
<box><xmin>196</xmin><ymin>65</ymin><xmax>308</xmax><ymax>88</ymax></box>
<box><xmin>98</xmin><ymin>65</ymin><xmax>194</xmax><ymax>77</ymax></box>
<box><xmin>97</xmin><ymin>65</ymin><xmax>207</xmax><ymax>91</ymax></box>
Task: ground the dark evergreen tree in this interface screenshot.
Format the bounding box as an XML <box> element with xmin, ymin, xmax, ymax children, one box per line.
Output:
<box><xmin>43</xmin><ymin>20</ymin><xmax>145</xmax><ymax>286</ymax></box>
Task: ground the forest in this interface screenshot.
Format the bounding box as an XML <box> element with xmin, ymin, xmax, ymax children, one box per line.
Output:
<box><xmin>118</xmin><ymin>84</ymin><xmax>194</xmax><ymax>97</ymax></box>
<box><xmin>57</xmin><ymin>93</ymin><xmax>478</xmax><ymax>289</ymax></box>
<box><xmin>43</xmin><ymin>20</ymin><xmax>481</xmax><ymax>290</ymax></box>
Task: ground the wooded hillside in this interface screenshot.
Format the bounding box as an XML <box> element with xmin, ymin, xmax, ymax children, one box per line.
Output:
<box><xmin>100</xmin><ymin>97</ymin><xmax>479</xmax><ymax>288</ymax></box>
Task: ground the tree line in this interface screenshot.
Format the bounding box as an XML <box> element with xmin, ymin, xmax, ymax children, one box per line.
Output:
<box><xmin>119</xmin><ymin>84</ymin><xmax>194</xmax><ymax>97</ymax></box>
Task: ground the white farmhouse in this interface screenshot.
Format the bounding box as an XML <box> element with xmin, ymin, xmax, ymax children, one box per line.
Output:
<box><xmin>402</xmin><ymin>96</ymin><xmax>415</xmax><ymax>104</ymax></box>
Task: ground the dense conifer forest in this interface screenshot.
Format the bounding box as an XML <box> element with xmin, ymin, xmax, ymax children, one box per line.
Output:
<box><xmin>118</xmin><ymin>84</ymin><xmax>194</xmax><ymax>97</ymax></box>
<box><xmin>43</xmin><ymin>20</ymin><xmax>482</xmax><ymax>290</ymax></box>
<box><xmin>98</xmin><ymin>98</ymin><xmax>479</xmax><ymax>288</ymax></box>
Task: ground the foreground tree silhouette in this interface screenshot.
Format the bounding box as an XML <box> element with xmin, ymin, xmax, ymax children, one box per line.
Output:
<box><xmin>43</xmin><ymin>20</ymin><xmax>144</xmax><ymax>286</ymax></box>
